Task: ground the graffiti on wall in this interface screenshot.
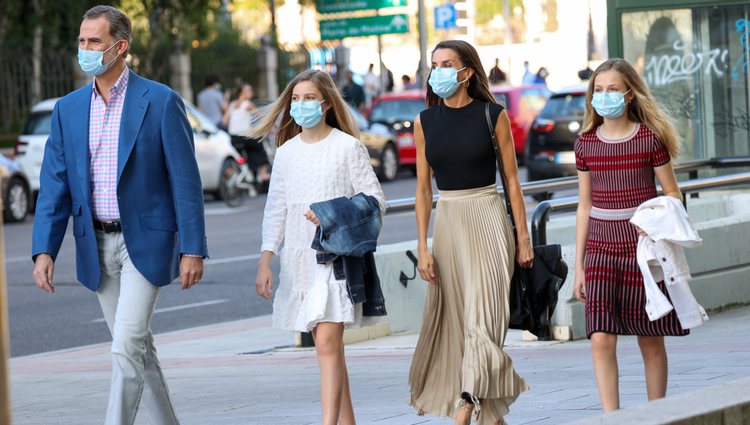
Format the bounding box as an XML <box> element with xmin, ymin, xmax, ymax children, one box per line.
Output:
<box><xmin>645</xmin><ymin>18</ymin><xmax>750</xmax><ymax>86</ymax></box>
<box><xmin>732</xmin><ymin>18</ymin><xmax>749</xmax><ymax>79</ymax></box>
<box><xmin>645</xmin><ymin>40</ymin><xmax>729</xmax><ymax>86</ymax></box>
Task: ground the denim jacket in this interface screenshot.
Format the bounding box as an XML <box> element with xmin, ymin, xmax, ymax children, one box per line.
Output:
<box><xmin>310</xmin><ymin>193</ymin><xmax>386</xmax><ymax>317</ymax></box>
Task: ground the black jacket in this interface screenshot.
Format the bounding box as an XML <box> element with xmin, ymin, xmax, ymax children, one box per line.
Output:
<box><xmin>510</xmin><ymin>244</ymin><xmax>568</xmax><ymax>339</ymax></box>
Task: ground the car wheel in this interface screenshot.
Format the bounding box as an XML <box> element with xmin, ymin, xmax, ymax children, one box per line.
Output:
<box><xmin>4</xmin><ymin>177</ymin><xmax>30</xmax><ymax>223</ymax></box>
<box><xmin>378</xmin><ymin>143</ymin><xmax>398</xmax><ymax>182</ymax></box>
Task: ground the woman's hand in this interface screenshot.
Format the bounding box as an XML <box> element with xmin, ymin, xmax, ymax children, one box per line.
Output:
<box><xmin>516</xmin><ymin>237</ymin><xmax>534</xmax><ymax>268</ymax></box>
<box><xmin>304</xmin><ymin>210</ymin><xmax>320</xmax><ymax>227</ymax></box>
<box><xmin>417</xmin><ymin>248</ymin><xmax>436</xmax><ymax>284</ymax></box>
<box><xmin>574</xmin><ymin>267</ymin><xmax>586</xmax><ymax>304</ymax></box>
<box><xmin>255</xmin><ymin>262</ymin><xmax>274</xmax><ymax>300</ymax></box>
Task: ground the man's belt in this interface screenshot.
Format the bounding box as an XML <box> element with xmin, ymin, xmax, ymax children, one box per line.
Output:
<box><xmin>93</xmin><ymin>219</ymin><xmax>122</xmax><ymax>233</ymax></box>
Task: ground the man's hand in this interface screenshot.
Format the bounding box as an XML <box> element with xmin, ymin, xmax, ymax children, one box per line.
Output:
<box><xmin>33</xmin><ymin>254</ymin><xmax>55</xmax><ymax>293</ymax></box>
<box><xmin>180</xmin><ymin>256</ymin><xmax>204</xmax><ymax>289</ymax></box>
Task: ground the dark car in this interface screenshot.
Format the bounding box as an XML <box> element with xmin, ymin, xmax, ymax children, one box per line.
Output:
<box><xmin>1</xmin><ymin>154</ymin><xmax>31</xmax><ymax>223</ymax></box>
<box><xmin>525</xmin><ymin>84</ymin><xmax>588</xmax><ymax>183</ymax></box>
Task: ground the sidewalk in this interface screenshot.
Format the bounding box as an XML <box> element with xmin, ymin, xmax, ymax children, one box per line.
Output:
<box><xmin>10</xmin><ymin>305</ymin><xmax>750</xmax><ymax>425</ymax></box>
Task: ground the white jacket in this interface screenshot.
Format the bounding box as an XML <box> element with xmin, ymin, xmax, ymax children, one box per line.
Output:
<box><xmin>630</xmin><ymin>196</ymin><xmax>708</xmax><ymax>329</ymax></box>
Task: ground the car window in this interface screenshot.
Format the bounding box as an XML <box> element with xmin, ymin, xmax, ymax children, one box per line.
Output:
<box><xmin>538</xmin><ymin>93</ymin><xmax>586</xmax><ymax>118</ymax></box>
<box><xmin>520</xmin><ymin>89</ymin><xmax>550</xmax><ymax>113</ymax></box>
<box><xmin>347</xmin><ymin>104</ymin><xmax>369</xmax><ymax>130</ymax></box>
<box><xmin>493</xmin><ymin>93</ymin><xmax>509</xmax><ymax>110</ymax></box>
<box><xmin>23</xmin><ymin>112</ymin><xmax>52</xmax><ymax>135</ymax></box>
<box><xmin>369</xmin><ymin>99</ymin><xmax>425</xmax><ymax>123</ymax></box>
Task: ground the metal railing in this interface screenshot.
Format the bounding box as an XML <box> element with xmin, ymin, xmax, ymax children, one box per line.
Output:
<box><xmin>531</xmin><ymin>171</ymin><xmax>750</xmax><ymax>246</ymax></box>
<box><xmin>384</xmin><ymin>157</ymin><xmax>750</xmax><ymax>214</ymax></box>
<box><xmin>385</xmin><ymin>157</ymin><xmax>750</xmax><ymax>248</ymax></box>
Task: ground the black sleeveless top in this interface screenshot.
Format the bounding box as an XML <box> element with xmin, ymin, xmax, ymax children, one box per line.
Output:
<box><xmin>421</xmin><ymin>100</ymin><xmax>503</xmax><ymax>190</ymax></box>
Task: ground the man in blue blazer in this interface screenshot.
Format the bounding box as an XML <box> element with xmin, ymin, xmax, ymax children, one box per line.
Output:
<box><xmin>31</xmin><ymin>6</ymin><xmax>207</xmax><ymax>424</ymax></box>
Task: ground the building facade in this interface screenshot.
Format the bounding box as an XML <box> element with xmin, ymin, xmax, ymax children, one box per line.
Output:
<box><xmin>608</xmin><ymin>0</ymin><xmax>750</xmax><ymax>162</ymax></box>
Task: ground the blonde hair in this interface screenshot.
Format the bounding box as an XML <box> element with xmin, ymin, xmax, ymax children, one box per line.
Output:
<box><xmin>250</xmin><ymin>70</ymin><xmax>358</xmax><ymax>147</ymax></box>
<box><xmin>581</xmin><ymin>58</ymin><xmax>680</xmax><ymax>157</ymax></box>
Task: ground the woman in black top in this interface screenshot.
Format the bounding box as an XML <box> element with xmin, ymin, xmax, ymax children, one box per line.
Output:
<box><xmin>408</xmin><ymin>40</ymin><xmax>533</xmax><ymax>425</ymax></box>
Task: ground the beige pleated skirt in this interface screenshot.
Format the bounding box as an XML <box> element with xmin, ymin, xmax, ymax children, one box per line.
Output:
<box><xmin>408</xmin><ymin>184</ymin><xmax>529</xmax><ymax>424</ymax></box>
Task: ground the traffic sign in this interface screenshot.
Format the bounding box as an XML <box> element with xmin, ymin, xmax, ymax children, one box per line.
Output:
<box><xmin>320</xmin><ymin>14</ymin><xmax>409</xmax><ymax>40</ymax></box>
<box><xmin>316</xmin><ymin>0</ymin><xmax>407</xmax><ymax>14</ymax></box>
<box><xmin>434</xmin><ymin>4</ymin><xmax>457</xmax><ymax>30</ymax></box>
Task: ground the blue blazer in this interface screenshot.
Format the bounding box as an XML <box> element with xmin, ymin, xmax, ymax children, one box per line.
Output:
<box><xmin>32</xmin><ymin>71</ymin><xmax>208</xmax><ymax>291</ymax></box>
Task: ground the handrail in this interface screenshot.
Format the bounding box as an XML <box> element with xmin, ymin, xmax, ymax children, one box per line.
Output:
<box><xmin>530</xmin><ymin>171</ymin><xmax>750</xmax><ymax>246</ymax></box>
<box><xmin>384</xmin><ymin>156</ymin><xmax>750</xmax><ymax>213</ymax></box>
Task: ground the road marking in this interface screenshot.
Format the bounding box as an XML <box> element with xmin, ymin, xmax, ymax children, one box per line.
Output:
<box><xmin>89</xmin><ymin>299</ymin><xmax>229</xmax><ymax>323</ymax></box>
<box><xmin>205</xmin><ymin>205</ymin><xmax>254</xmax><ymax>216</ymax></box>
<box><xmin>5</xmin><ymin>256</ymin><xmax>29</xmax><ymax>264</ymax></box>
<box><xmin>205</xmin><ymin>253</ymin><xmax>260</xmax><ymax>265</ymax></box>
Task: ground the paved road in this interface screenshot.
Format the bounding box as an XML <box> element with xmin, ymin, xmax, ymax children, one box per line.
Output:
<box><xmin>3</xmin><ymin>171</ymin><xmax>425</xmax><ymax>357</ymax></box>
<box><xmin>5</xmin><ymin>166</ymin><xmax>567</xmax><ymax>357</ymax></box>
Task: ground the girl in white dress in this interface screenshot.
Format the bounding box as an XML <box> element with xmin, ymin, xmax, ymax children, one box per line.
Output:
<box><xmin>253</xmin><ymin>70</ymin><xmax>385</xmax><ymax>425</ymax></box>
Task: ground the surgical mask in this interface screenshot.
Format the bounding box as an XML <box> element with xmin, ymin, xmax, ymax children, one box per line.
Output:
<box><xmin>290</xmin><ymin>100</ymin><xmax>325</xmax><ymax>128</ymax></box>
<box><xmin>429</xmin><ymin>66</ymin><xmax>468</xmax><ymax>99</ymax></box>
<box><xmin>591</xmin><ymin>90</ymin><xmax>630</xmax><ymax>119</ymax></box>
<box><xmin>78</xmin><ymin>40</ymin><xmax>121</xmax><ymax>76</ymax></box>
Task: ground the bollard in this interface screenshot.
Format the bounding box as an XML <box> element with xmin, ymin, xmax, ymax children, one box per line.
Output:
<box><xmin>299</xmin><ymin>331</ymin><xmax>315</xmax><ymax>347</ymax></box>
<box><xmin>0</xmin><ymin>185</ymin><xmax>12</xmax><ymax>424</ymax></box>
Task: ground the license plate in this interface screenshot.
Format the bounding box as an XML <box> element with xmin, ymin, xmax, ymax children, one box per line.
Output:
<box><xmin>397</xmin><ymin>135</ymin><xmax>413</xmax><ymax>146</ymax></box>
<box><xmin>555</xmin><ymin>151</ymin><xmax>576</xmax><ymax>164</ymax></box>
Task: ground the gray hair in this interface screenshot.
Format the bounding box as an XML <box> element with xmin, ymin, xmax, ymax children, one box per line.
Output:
<box><xmin>83</xmin><ymin>5</ymin><xmax>132</xmax><ymax>56</ymax></box>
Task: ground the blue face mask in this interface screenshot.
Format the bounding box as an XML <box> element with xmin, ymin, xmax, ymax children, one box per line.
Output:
<box><xmin>591</xmin><ymin>90</ymin><xmax>630</xmax><ymax>119</ymax></box>
<box><xmin>78</xmin><ymin>40</ymin><xmax>121</xmax><ymax>77</ymax></box>
<box><xmin>429</xmin><ymin>66</ymin><xmax>468</xmax><ymax>99</ymax></box>
<box><xmin>290</xmin><ymin>100</ymin><xmax>325</xmax><ymax>128</ymax></box>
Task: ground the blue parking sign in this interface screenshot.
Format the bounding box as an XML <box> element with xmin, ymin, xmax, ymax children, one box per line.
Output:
<box><xmin>434</xmin><ymin>4</ymin><xmax>457</xmax><ymax>30</ymax></box>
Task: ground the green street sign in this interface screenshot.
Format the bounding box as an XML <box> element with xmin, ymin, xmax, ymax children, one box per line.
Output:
<box><xmin>316</xmin><ymin>0</ymin><xmax>407</xmax><ymax>14</ymax></box>
<box><xmin>320</xmin><ymin>14</ymin><xmax>409</xmax><ymax>40</ymax></box>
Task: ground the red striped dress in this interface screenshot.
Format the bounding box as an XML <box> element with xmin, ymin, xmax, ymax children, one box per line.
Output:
<box><xmin>575</xmin><ymin>123</ymin><xmax>688</xmax><ymax>338</ymax></box>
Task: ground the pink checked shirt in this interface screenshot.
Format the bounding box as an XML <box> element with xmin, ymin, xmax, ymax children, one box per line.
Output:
<box><xmin>89</xmin><ymin>66</ymin><xmax>129</xmax><ymax>221</ymax></box>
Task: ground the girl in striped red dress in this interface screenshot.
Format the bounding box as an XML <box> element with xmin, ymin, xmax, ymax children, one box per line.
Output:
<box><xmin>573</xmin><ymin>58</ymin><xmax>687</xmax><ymax>412</ymax></box>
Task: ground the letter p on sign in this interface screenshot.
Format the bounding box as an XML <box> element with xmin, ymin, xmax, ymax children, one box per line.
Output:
<box><xmin>434</xmin><ymin>4</ymin><xmax>457</xmax><ymax>30</ymax></box>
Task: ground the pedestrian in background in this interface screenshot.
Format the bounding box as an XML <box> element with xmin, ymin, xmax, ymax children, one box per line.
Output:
<box><xmin>197</xmin><ymin>74</ymin><xmax>226</xmax><ymax>127</ymax></box>
<box><xmin>574</xmin><ymin>58</ymin><xmax>686</xmax><ymax>412</ymax></box>
<box><xmin>32</xmin><ymin>5</ymin><xmax>207</xmax><ymax>424</ymax></box>
<box><xmin>252</xmin><ymin>69</ymin><xmax>386</xmax><ymax>425</ymax></box>
<box><xmin>402</xmin><ymin>74</ymin><xmax>418</xmax><ymax>90</ymax></box>
<box><xmin>341</xmin><ymin>70</ymin><xmax>366</xmax><ymax>112</ymax></box>
<box><xmin>408</xmin><ymin>39</ymin><xmax>532</xmax><ymax>425</ymax></box>
<box><xmin>364</xmin><ymin>63</ymin><xmax>380</xmax><ymax>108</ymax></box>
<box><xmin>488</xmin><ymin>58</ymin><xmax>507</xmax><ymax>85</ymax></box>
<box><xmin>533</xmin><ymin>66</ymin><xmax>549</xmax><ymax>87</ymax></box>
<box><xmin>223</xmin><ymin>83</ymin><xmax>271</xmax><ymax>188</ymax></box>
<box><xmin>521</xmin><ymin>60</ymin><xmax>535</xmax><ymax>85</ymax></box>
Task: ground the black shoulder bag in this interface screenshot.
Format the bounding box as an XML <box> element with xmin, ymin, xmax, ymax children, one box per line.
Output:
<box><xmin>484</xmin><ymin>102</ymin><xmax>568</xmax><ymax>340</ymax></box>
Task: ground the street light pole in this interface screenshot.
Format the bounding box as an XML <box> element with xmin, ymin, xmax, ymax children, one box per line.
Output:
<box><xmin>0</xmin><ymin>189</ymin><xmax>11</xmax><ymax>424</ymax></box>
<box><xmin>417</xmin><ymin>0</ymin><xmax>428</xmax><ymax>87</ymax></box>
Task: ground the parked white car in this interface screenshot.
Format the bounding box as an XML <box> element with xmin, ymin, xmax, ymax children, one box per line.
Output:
<box><xmin>14</xmin><ymin>97</ymin><xmax>240</xmax><ymax>203</ymax></box>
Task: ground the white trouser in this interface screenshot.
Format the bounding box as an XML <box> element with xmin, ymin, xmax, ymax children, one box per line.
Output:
<box><xmin>95</xmin><ymin>231</ymin><xmax>180</xmax><ymax>425</ymax></box>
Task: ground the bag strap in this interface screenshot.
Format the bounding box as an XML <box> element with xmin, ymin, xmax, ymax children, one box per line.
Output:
<box><xmin>485</xmin><ymin>102</ymin><xmax>517</xmax><ymax>239</ymax></box>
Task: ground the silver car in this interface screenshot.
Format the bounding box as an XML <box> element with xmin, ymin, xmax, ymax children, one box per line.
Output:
<box><xmin>14</xmin><ymin>97</ymin><xmax>241</xmax><ymax>203</ymax></box>
<box><xmin>0</xmin><ymin>154</ymin><xmax>31</xmax><ymax>223</ymax></box>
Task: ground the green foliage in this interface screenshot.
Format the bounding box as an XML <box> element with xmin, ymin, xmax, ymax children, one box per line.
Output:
<box><xmin>0</xmin><ymin>0</ymin><xmax>109</xmax><ymax>54</ymax></box>
<box><xmin>475</xmin><ymin>0</ymin><xmax>523</xmax><ymax>26</ymax></box>
<box><xmin>191</xmin><ymin>28</ymin><xmax>260</xmax><ymax>102</ymax></box>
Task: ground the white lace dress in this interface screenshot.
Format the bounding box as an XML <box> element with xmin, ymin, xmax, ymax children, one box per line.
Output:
<box><xmin>260</xmin><ymin>128</ymin><xmax>386</xmax><ymax>332</ymax></box>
